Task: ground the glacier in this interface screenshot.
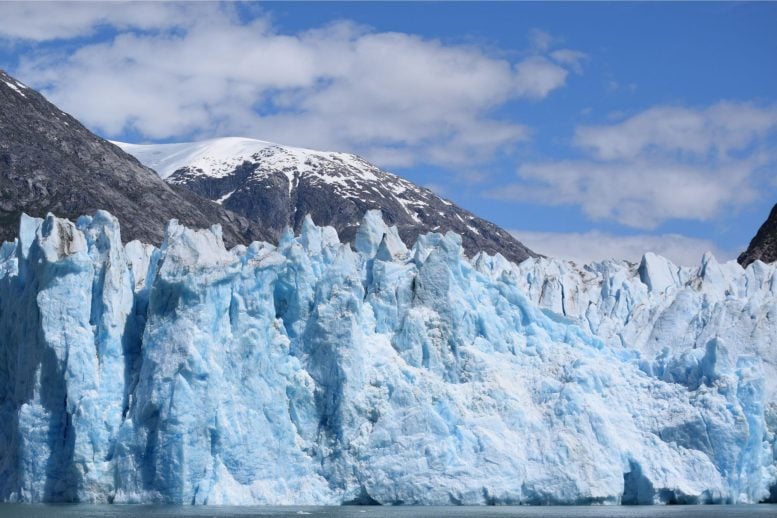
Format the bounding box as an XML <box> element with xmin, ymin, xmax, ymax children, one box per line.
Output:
<box><xmin>0</xmin><ymin>210</ymin><xmax>775</xmax><ymax>505</ymax></box>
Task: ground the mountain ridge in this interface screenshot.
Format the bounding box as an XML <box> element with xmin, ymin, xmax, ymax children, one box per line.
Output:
<box><xmin>116</xmin><ymin>137</ymin><xmax>537</xmax><ymax>264</ymax></box>
<box><xmin>0</xmin><ymin>70</ymin><xmax>271</xmax><ymax>248</ymax></box>
<box><xmin>739</xmin><ymin>202</ymin><xmax>777</xmax><ymax>267</ymax></box>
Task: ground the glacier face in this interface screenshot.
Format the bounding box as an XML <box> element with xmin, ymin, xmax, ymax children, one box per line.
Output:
<box><xmin>0</xmin><ymin>210</ymin><xmax>775</xmax><ymax>505</ymax></box>
<box><xmin>506</xmin><ymin>253</ymin><xmax>777</xmax><ymax>409</ymax></box>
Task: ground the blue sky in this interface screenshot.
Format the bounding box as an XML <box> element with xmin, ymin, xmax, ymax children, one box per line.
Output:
<box><xmin>1</xmin><ymin>1</ymin><xmax>775</xmax><ymax>265</ymax></box>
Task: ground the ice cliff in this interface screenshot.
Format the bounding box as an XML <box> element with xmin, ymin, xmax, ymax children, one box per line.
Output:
<box><xmin>0</xmin><ymin>210</ymin><xmax>775</xmax><ymax>505</ymax></box>
<box><xmin>506</xmin><ymin>253</ymin><xmax>777</xmax><ymax>414</ymax></box>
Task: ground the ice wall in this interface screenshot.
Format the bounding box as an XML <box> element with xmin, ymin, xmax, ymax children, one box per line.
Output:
<box><xmin>0</xmin><ymin>211</ymin><xmax>774</xmax><ymax>505</ymax></box>
<box><xmin>504</xmin><ymin>252</ymin><xmax>777</xmax><ymax>418</ymax></box>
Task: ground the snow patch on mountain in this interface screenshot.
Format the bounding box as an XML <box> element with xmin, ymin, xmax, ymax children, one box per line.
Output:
<box><xmin>2</xmin><ymin>80</ymin><xmax>26</xmax><ymax>97</ymax></box>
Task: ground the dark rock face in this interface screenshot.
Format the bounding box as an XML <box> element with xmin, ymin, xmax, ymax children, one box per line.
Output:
<box><xmin>739</xmin><ymin>203</ymin><xmax>777</xmax><ymax>267</ymax></box>
<box><xmin>155</xmin><ymin>141</ymin><xmax>536</xmax><ymax>264</ymax></box>
<box><xmin>0</xmin><ymin>70</ymin><xmax>269</xmax><ymax>247</ymax></box>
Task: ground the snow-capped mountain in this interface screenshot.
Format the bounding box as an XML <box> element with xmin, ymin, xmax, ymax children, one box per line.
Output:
<box><xmin>116</xmin><ymin>137</ymin><xmax>536</xmax><ymax>264</ymax></box>
<box><xmin>0</xmin><ymin>210</ymin><xmax>774</xmax><ymax>504</ymax></box>
<box><xmin>0</xmin><ymin>70</ymin><xmax>268</xmax><ymax>247</ymax></box>
<box><xmin>740</xmin><ymin>203</ymin><xmax>777</xmax><ymax>267</ymax></box>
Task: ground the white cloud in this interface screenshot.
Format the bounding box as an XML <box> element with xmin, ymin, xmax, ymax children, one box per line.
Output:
<box><xmin>5</xmin><ymin>3</ymin><xmax>580</xmax><ymax>169</ymax></box>
<box><xmin>490</xmin><ymin>102</ymin><xmax>777</xmax><ymax>229</ymax></box>
<box><xmin>550</xmin><ymin>49</ymin><xmax>587</xmax><ymax>74</ymax></box>
<box><xmin>574</xmin><ymin>103</ymin><xmax>777</xmax><ymax>161</ymax></box>
<box><xmin>512</xmin><ymin>57</ymin><xmax>569</xmax><ymax>99</ymax></box>
<box><xmin>511</xmin><ymin>229</ymin><xmax>733</xmax><ymax>266</ymax></box>
<box><xmin>0</xmin><ymin>2</ymin><xmax>209</xmax><ymax>41</ymax></box>
<box><xmin>496</xmin><ymin>158</ymin><xmax>758</xmax><ymax>229</ymax></box>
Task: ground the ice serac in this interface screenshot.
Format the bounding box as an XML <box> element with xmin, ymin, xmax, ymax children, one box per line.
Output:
<box><xmin>0</xmin><ymin>211</ymin><xmax>132</xmax><ymax>501</ymax></box>
<box><xmin>500</xmin><ymin>252</ymin><xmax>777</xmax><ymax>497</ymax></box>
<box><xmin>0</xmin><ymin>210</ymin><xmax>775</xmax><ymax>505</ymax></box>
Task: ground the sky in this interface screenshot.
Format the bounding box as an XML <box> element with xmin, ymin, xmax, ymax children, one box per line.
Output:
<box><xmin>0</xmin><ymin>1</ymin><xmax>775</xmax><ymax>266</ymax></box>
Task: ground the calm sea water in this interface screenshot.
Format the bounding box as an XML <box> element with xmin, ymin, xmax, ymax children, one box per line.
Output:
<box><xmin>0</xmin><ymin>505</ymin><xmax>776</xmax><ymax>518</ymax></box>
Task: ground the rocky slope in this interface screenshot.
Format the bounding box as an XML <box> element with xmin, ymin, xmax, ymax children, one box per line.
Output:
<box><xmin>739</xmin><ymin>203</ymin><xmax>777</xmax><ymax>267</ymax></box>
<box><xmin>117</xmin><ymin>138</ymin><xmax>536</xmax><ymax>264</ymax></box>
<box><xmin>0</xmin><ymin>70</ymin><xmax>269</xmax><ymax>247</ymax></box>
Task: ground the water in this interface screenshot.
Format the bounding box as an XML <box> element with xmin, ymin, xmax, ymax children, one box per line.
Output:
<box><xmin>0</xmin><ymin>506</ymin><xmax>775</xmax><ymax>518</ymax></box>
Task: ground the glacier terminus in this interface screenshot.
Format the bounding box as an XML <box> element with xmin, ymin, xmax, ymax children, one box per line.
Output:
<box><xmin>0</xmin><ymin>210</ymin><xmax>775</xmax><ymax>505</ymax></box>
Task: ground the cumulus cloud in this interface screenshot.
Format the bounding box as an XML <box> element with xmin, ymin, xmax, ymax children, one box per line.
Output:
<box><xmin>550</xmin><ymin>49</ymin><xmax>587</xmax><ymax>74</ymax></box>
<box><xmin>512</xmin><ymin>57</ymin><xmax>569</xmax><ymax>99</ymax></box>
<box><xmin>491</xmin><ymin>102</ymin><xmax>777</xmax><ymax>228</ymax></box>
<box><xmin>511</xmin><ymin>229</ymin><xmax>733</xmax><ymax>266</ymax></box>
<box><xmin>0</xmin><ymin>2</ymin><xmax>207</xmax><ymax>41</ymax></box>
<box><xmin>3</xmin><ymin>3</ymin><xmax>580</xmax><ymax>169</ymax></box>
<box><xmin>574</xmin><ymin>103</ymin><xmax>777</xmax><ymax>161</ymax></box>
<box><xmin>497</xmin><ymin>159</ymin><xmax>758</xmax><ymax>229</ymax></box>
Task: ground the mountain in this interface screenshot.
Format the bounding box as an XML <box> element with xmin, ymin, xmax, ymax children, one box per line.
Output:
<box><xmin>0</xmin><ymin>70</ymin><xmax>269</xmax><ymax>247</ymax></box>
<box><xmin>116</xmin><ymin>138</ymin><xmax>536</xmax><ymax>264</ymax></box>
<box><xmin>738</xmin><ymin>203</ymin><xmax>777</xmax><ymax>267</ymax></box>
<box><xmin>0</xmin><ymin>210</ymin><xmax>773</xmax><ymax>504</ymax></box>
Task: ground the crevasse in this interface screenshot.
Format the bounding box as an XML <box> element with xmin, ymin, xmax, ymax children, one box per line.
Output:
<box><xmin>0</xmin><ymin>210</ymin><xmax>774</xmax><ymax>505</ymax></box>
